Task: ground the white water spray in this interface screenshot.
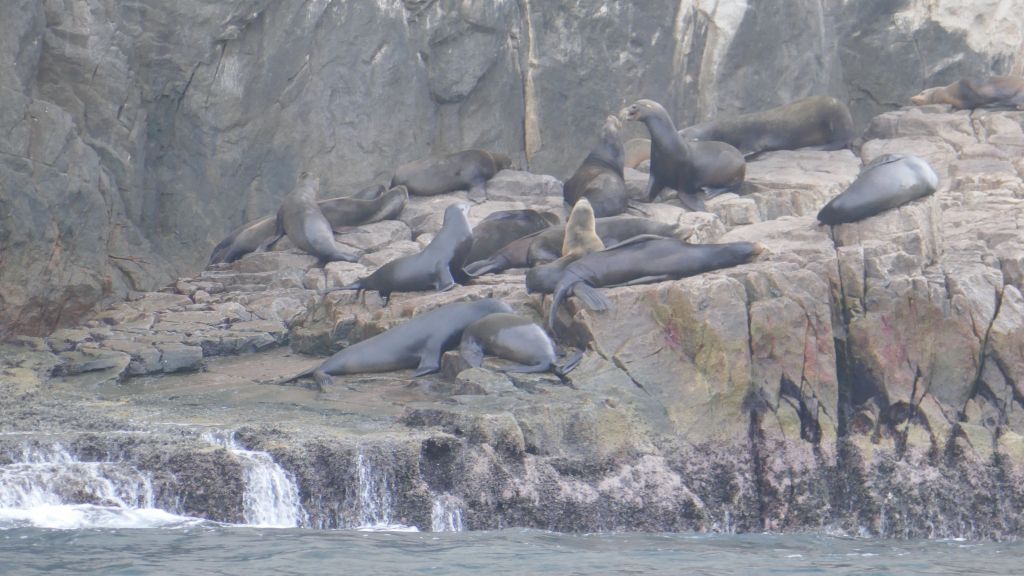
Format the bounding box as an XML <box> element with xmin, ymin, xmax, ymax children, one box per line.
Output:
<box><xmin>0</xmin><ymin>443</ymin><xmax>192</xmax><ymax>529</ymax></box>
<box><xmin>354</xmin><ymin>449</ymin><xmax>416</xmax><ymax>531</ymax></box>
<box><xmin>430</xmin><ymin>494</ymin><xmax>464</xmax><ymax>532</ymax></box>
<box><xmin>203</xmin><ymin>431</ymin><xmax>308</xmax><ymax>528</ymax></box>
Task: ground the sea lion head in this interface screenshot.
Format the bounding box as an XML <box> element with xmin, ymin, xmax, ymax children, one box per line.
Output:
<box><xmin>443</xmin><ymin>201</ymin><xmax>472</xmax><ymax>226</ymax></box>
<box><xmin>619</xmin><ymin>99</ymin><xmax>666</xmax><ymax>123</ymax></box>
<box><xmin>492</xmin><ymin>152</ymin><xmax>513</xmax><ymax>171</ymax></box>
<box><xmin>910</xmin><ymin>87</ymin><xmax>944</xmax><ymax>106</ymax></box>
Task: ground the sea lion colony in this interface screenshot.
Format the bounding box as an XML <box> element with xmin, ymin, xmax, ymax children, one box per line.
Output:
<box><xmin>210</xmin><ymin>75</ymin><xmax>1011</xmax><ymax>387</ymax></box>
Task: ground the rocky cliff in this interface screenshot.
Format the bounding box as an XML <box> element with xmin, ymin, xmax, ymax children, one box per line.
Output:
<box><xmin>3</xmin><ymin>102</ymin><xmax>1024</xmax><ymax>537</ymax></box>
<box><xmin>2</xmin><ymin>0</ymin><xmax>1021</xmax><ymax>337</ymax></box>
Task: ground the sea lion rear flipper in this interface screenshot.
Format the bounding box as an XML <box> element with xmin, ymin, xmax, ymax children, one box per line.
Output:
<box><xmin>607</xmin><ymin>274</ymin><xmax>673</xmax><ymax>288</ymax></box>
<box><xmin>413</xmin><ymin>345</ymin><xmax>443</xmax><ymax>377</ymax></box>
<box><xmin>463</xmin><ymin>259</ymin><xmax>497</xmax><ymax>278</ymax></box>
<box><xmin>573</xmin><ymin>283</ymin><xmax>611</xmax><ymax>312</ymax></box>
<box><xmin>625</xmin><ymin>201</ymin><xmax>650</xmax><ymax>217</ymax></box>
<box><xmin>554</xmin><ymin>349</ymin><xmax>584</xmax><ymax>379</ymax></box>
<box><xmin>499</xmin><ymin>362</ymin><xmax>549</xmax><ymax>374</ymax></box>
<box><xmin>467</xmin><ymin>183</ymin><xmax>487</xmax><ymax>204</ymax></box>
<box><xmin>703</xmin><ymin>187</ymin><xmax>736</xmax><ymax>201</ymax></box>
<box><xmin>601</xmin><ymin>234</ymin><xmax>663</xmax><ymax>251</ymax></box>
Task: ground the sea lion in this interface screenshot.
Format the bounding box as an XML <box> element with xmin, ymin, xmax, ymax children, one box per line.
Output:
<box><xmin>817</xmin><ymin>154</ymin><xmax>938</xmax><ymax>225</ymax></box>
<box><xmin>339</xmin><ymin>202</ymin><xmax>473</xmax><ymax>306</ymax></box>
<box><xmin>459</xmin><ymin>313</ymin><xmax>582</xmax><ymax>379</ymax></box>
<box><xmin>208</xmin><ymin>184</ymin><xmax>407</xmax><ymax>265</ymax></box>
<box><xmin>527</xmin><ymin>215</ymin><xmax>683</xmax><ymax>265</ymax></box>
<box><xmin>391</xmin><ymin>149</ymin><xmax>512</xmax><ymax>203</ymax></box>
<box><xmin>525</xmin><ymin>198</ymin><xmax>604</xmax><ymax>294</ymax></box>
<box><xmin>623</xmin><ymin>138</ymin><xmax>652</xmax><ymax>170</ymax></box>
<box><xmin>563</xmin><ymin>115</ymin><xmax>629</xmax><ymax>217</ymax></box>
<box><xmin>546</xmin><ymin>235</ymin><xmax>764</xmax><ymax>331</ymax></box>
<box><xmin>464</xmin><ymin>209</ymin><xmax>560</xmax><ymax>267</ymax></box>
<box><xmin>678</xmin><ymin>95</ymin><xmax>855</xmax><ymax>157</ymax></box>
<box><xmin>278</xmin><ymin>298</ymin><xmax>514</xmax><ymax>389</ymax></box>
<box><xmin>910</xmin><ymin>76</ymin><xmax>1024</xmax><ymax>110</ymax></box>
<box><xmin>262</xmin><ymin>172</ymin><xmax>359</xmax><ymax>263</ymax></box>
<box><xmin>620</xmin><ymin>99</ymin><xmax>745</xmax><ymax>211</ymax></box>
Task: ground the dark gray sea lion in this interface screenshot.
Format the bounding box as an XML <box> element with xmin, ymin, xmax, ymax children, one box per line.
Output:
<box><xmin>525</xmin><ymin>198</ymin><xmax>605</xmax><ymax>294</ymax></box>
<box><xmin>266</xmin><ymin>172</ymin><xmax>359</xmax><ymax>263</ymax></box>
<box><xmin>910</xmin><ymin>76</ymin><xmax>1024</xmax><ymax>110</ymax></box>
<box><xmin>459</xmin><ymin>313</ymin><xmax>582</xmax><ymax>380</ymax></box>
<box><xmin>339</xmin><ymin>203</ymin><xmax>473</xmax><ymax>306</ymax></box>
<box><xmin>817</xmin><ymin>154</ymin><xmax>938</xmax><ymax>225</ymax></box>
<box><xmin>546</xmin><ymin>235</ymin><xmax>764</xmax><ymax>331</ymax></box>
<box><xmin>463</xmin><ymin>232</ymin><xmax>542</xmax><ymax>278</ymax></box>
<box><xmin>209</xmin><ymin>184</ymin><xmax>407</xmax><ymax>265</ymax></box>
<box><xmin>620</xmin><ymin>99</ymin><xmax>745</xmax><ymax>211</ymax></box>
<box><xmin>391</xmin><ymin>149</ymin><xmax>512</xmax><ymax>203</ymax></box>
<box><xmin>527</xmin><ymin>215</ymin><xmax>683</xmax><ymax>265</ymax></box>
<box><xmin>678</xmin><ymin>95</ymin><xmax>855</xmax><ymax>157</ymax></box>
<box><xmin>464</xmin><ymin>209</ymin><xmax>560</xmax><ymax>267</ymax></box>
<box><xmin>278</xmin><ymin>298</ymin><xmax>514</xmax><ymax>389</ymax></box>
<box><xmin>563</xmin><ymin>115</ymin><xmax>629</xmax><ymax>217</ymax></box>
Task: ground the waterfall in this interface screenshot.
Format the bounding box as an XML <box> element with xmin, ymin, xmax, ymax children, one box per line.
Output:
<box><xmin>0</xmin><ymin>443</ymin><xmax>190</xmax><ymax>529</ymax></box>
<box><xmin>203</xmin><ymin>431</ymin><xmax>308</xmax><ymax>528</ymax></box>
<box><xmin>430</xmin><ymin>494</ymin><xmax>464</xmax><ymax>532</ymax></box>
<box><xmin>354</xmin><ymin>449</ymin><xmax>415</xmax><ymax>531</ymax></box>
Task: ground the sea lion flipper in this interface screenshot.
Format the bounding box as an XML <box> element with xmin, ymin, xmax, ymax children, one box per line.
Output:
<box><xmin>573</xmin><ymin>283</ymin><xmax>611</xmax><ymax>312</ymax></box>
<box><xmin>677</xmin><ymin>192</ymin><xmax>706</xmax><ymax>212</ymax></box>
<box><xmin>498</xmin><ymin>362</ymin><xmax>549</xmax><ymax>374</ymax></box>
<box><xmin>436</xmin><ymin>263</ymin><xmax>455</xmax><ymax>291</ymax></box>
<box><xmin>646</xmin><ymin>176</ymin><xmax>665</xmax><ymax>203</ymax></box>
<box><xmin>312</xmin><ymin>370</ymin><xmax>333</xmax><ymax>391</ymax></box>
<box><xmin>463</xmin><ymin>259</ymin><xmax>496</xmax><ymax>277</ymax></box>
<box><xmin>467</xmin><ymin>183</ymin><xmax>487</xmax><ymax>204</ymax></box>
<box><xmin>554</xmin><ymin>349</ymin><xmax>584</xmax><ymax>378</ymax></box>
<box><xmin>459</xmin><ymin>339</ymin><xmax>485</xmax><ymax>368</ymax></box>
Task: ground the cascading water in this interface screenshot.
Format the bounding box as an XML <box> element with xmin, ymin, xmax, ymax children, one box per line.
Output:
<box><xmin>353</xmin><ymin>449</ymin><xmax>416</xmax><ymax>531</ymax></box>
<box><xmin>0</xmin><ymin>442</ymin><xmax>190</xmax><ymax>529</ymax></box>
<box><xmin>203</xmin><ymin>431</ymin><xmax>308</xmax><ymax>528</ymax></box>
<box><xmin>431</xmin><ymin>494</ymin><xmax>464</xmax><ymax>532</ymax></box>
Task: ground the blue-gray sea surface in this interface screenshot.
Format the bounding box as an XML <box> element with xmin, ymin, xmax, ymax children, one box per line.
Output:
<box><xmin>2</xmin><ymin>527</ymin><xmax>1020</xmax><ymax>576</ymax></box>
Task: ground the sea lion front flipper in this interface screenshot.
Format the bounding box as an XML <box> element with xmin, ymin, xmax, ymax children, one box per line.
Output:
<box><xmin>312</xmin><ymin>370</ymin><xmax>333</xmax><ymax>392</ymax></box>
<box><xmin>554</xmin><ymin>349</ymin><xmax>584</xmax><ymax>380</ymax></box>
<box><xmin>573</xmin><ymin>283</ymin><xmax>611</xmax><ymax>312</ymax></box>
<box><xmin>467</xmin><ymin>182</ymin><xmax>487</xmax><ymax>204</ymax></box>
<box><xmin>435</xmin><ymin>262</ymin><xmax>456</xmax><ymax>291</ymax></box>
<box><xmin>413</xmin><ymin>342</ymin><xmax>444</xmax><ymax>376</ymax></box>
<box><xmin>463</xmin><ymin>259</ymin><xmax>497</xmax><ymax>278</ymax></box>
<box><xmin>676</xmin><ymin>192</ymin><xmax>707</xmax><ymax>212</ymax></box>
<box><xmin>606</xmin><ymin>274</ymin><xmax>673</xmax><ymax>288</ymax></box>
<box><xmin>459</xmin><ymin>338</ymin><xmax>485</xmax><ymax>368</ymax></box>
<box><xmin>646</xmin><ymin>175</ymin><xmax>666</xmax><ymax>203</ymax></box>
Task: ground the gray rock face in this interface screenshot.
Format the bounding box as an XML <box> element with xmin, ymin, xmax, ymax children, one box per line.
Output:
<box><xmin>2</xmin><ymin>0</ymin><xmax>1020</xmax><ymax>336</ymax></box>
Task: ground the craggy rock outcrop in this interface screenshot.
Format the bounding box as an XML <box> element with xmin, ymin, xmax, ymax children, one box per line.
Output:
<box><xmin>3</xmin><ymin>107</ymin><xmax>1023</xmax><ymax>537</ymax></box>
<box><xmin>2</xmin><ymin>0</ymin><xmax>1021</xmax><ymax>336</ymax></box>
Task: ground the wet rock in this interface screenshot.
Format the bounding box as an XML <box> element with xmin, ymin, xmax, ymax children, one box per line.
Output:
<box><xmin>156</xmin><ymin>343</ymin><xmax>203</xmax><ymax>373</ymax></box>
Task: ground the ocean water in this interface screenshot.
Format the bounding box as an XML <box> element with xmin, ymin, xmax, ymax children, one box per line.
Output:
<box><xmin>1</xmin><ymin>526</ymin><xmax>1020</xmax><ymax>576</ymax></box>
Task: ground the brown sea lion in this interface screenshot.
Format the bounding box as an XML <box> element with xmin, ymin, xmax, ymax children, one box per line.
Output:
<box><xmin>391</xmin><ymin>149</ymin><xmax>512</xmax><ymax>203</ymax></box>
<box><xmin>623</xmin><ymin>138</ymin><xmax>652</xmax><ymax>170</ymax></box>
<box><xmin>264</xmin><ymin>172</ymin><xmax>359</xmax><ymax>263</ymax></box>
<box><xmin>338</xmin><ymin>202</ymin><xmax>472</xmax><ymax>306</ymax></box>
<box><xmin>620</xmin><ymin>99</ymin><xmax>745</xmax><ymax>211</ymax></box>
<box><xmin>678</xmin><ymin>95</ymin><xmax>855</xmax><ymax>157</ymax></box>
<box><xmin>817</xmin><ymin>154</ymin><xmax>938</xmax><ymax>225</ymax></box>
<box><xmin>464</xmin><ymin>209</ymin><xmax>560</xmax><ymax>267</ymax></box>
<box><xmin>910</xmin><ymin>76</ymin><xmax>1024</xmax><ymax>110</ymax></box>
<box><xmin>546</xmin><ymin>235</ymin><xmax>764</xmax><ymax>331</ymax></box>
<box><xmin>209</xmin><ymin>184</ymin><xmax>407</xmax><ymax>265</ymax></box>
<box><xmin>459</xmin><ymin>313</ymin><xmax>582</xmax><ymax>380</ymax></box>
<box><xmin>526</xmin><ymin>199</ymin><xmax>604</xmax><ymax>294</ymax></box>
<box><xmin>563</xmin><ymin>115</ymin><xmax>629</xmax><ymax>217</ymax></box>
<box><xmin>277</xmin><ymin>298</ymin><xmax>514</xmax><ymax>389</ymax></box>
<box><xmin>527</xmin><ymin>215</ymin><xmax>683</xmax><ymax>266</ymax></box>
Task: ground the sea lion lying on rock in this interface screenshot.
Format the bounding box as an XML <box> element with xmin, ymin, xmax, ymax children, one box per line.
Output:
<box><xmin>817</xmin><ymin>154</ymin><xmax>938</xmax><ymax>225</ymax></box>
<box><xmin>910</xmin><ymin>76</ymin><xmax>1024</xmax><ymax>110</ymax></box>
<box><xmin>208</xmin><ymin>184</ymin><xmax>407</xmax><ymax>265</ymax></box>
<box><xmin>459</xmin><ymin>313</ymin><xmax>582</xmax><ymax>381</ymax></box>
<box><xmin>678</xmin><ymin>95</ymin><xmax>855</xmax><ymax>157</ymax></box>
<box><xmin>526</xmin><ymin>198</ymin><xmax>605</xmax><ymax>295</ymax></box>
<box><xmin>277</xmin><ymin>298</ymin><xmax>513</xmax><ymax>389</ymax></box>
<box><xmin>546</xmin><ymin>235</ymin><xmax>765</xmax><ymax>331</ymax></box>
<box><xmin>464</xmin><ymin>209</ymin><xmax>560</xmax><ymax>268</ymax></box>
<box><xmin>620</xmin><ymin>99</ymin><xmax>745</xmax><ymax>211</ymax></box>
<box><xmin>265</xmin><ymin>172</ymin><xmax>360</xmax><ymax>263</ymax></box>
<box><xmin>391</xmin><ymin>149</ymin><xmax>512</xmax><ymax>203</ymax></box>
